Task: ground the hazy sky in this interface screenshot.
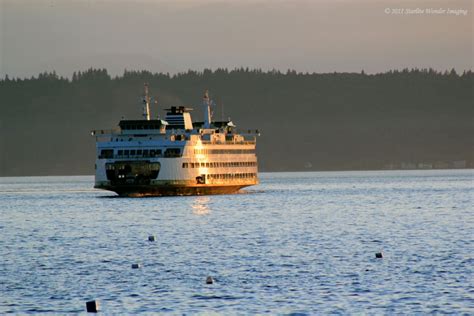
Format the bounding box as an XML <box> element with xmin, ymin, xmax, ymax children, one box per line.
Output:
<box><xmin>0</xmin><ymin>0</ymin><xmax>472</xmax><ymax>78</ymax></box>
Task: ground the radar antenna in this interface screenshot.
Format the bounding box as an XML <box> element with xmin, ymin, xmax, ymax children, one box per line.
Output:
<box><xmin>142</xmin><ymin>83</ymin><xmax>152</xmax><ymax>120</ymax></box>
<box><xmin>203</xmin><ymin>89</ymin><xmax>212</xmax><ymax>128</ymax></box>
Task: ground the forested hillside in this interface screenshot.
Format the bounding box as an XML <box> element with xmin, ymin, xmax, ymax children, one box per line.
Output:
<box><xmin>0</xmin><ymin>68</ymin><xmax>472</xmax><ymax>176</ymax></box>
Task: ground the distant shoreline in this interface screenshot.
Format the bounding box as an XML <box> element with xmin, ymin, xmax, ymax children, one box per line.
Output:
<box><xmin>1</xmin><ymin>68</ymin><xmax>472</xmax><ymax>177</ymax></box>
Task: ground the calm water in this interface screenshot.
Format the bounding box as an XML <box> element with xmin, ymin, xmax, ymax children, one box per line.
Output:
<box><xmin>0</xmin><ymin>171</ymin><xmax>473</xmax><ymax>314</ymax></box>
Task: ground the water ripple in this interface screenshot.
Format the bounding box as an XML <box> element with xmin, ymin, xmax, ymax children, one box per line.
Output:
<box><xmin>0</xmin><ymin>171</ymin><xmax>473</xmax><ymax>314</ymax></box>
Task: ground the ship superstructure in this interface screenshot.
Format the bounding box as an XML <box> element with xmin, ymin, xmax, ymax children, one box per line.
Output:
<box><xmin>92</xmin><ymin>85</ymin><xmax>259</xmax><ymax>196</ymax></box>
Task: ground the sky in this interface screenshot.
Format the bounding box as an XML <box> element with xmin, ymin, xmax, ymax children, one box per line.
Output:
<box><xmin>0</xmin><ymin>0</ymin><xmax>472</xmax><ymax>78</ymax></box>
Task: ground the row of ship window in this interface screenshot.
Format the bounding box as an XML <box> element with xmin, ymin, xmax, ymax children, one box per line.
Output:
<box><xmin>100</xmin><ymin>148</ymin><xmax>181</xmax><ymax>158</ymax></box>
<box><xmin>120</xmin><ymin>124</ymin><xmax>162</xmax><ymax>130</ymax></box>
<box><xmin>206</xmin><ymin>173</ymin><xmax>257</xmax><ymax>180</ymax></box>
<box><xmin>117</xmin><ymin>149</ymin><xmax>165</xmax><ymax>156</ymax></box>
<box><xmin>99</xmin><ymin>148</ymin><xmax>255</xmax><ymax>159</ymax></box>
<box><xmin>100</xmin><ymin>148</ymin><xmax>255</xmax><ymax>159</ymax></box>
<box><xmin>182</xmin><ymin>161</ymin><xmax>257</xmax><ymax>168</ymax></box>
<box><xmin>194</xmin><ymin>149</ymin><xmax>255</xmax><ymax>155</ymax></box>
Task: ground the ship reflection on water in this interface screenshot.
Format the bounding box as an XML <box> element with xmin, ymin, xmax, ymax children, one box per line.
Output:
<box><xmin>191</xmin><ymin>196</ymin><xmax>211</xmax><ymax>215</ymax></box>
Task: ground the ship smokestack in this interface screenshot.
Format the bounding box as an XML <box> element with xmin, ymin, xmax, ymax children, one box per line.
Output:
<box><xmin>203</xmin><ymin>90</ymin><xmax>211</xmax><ymax>128</ymax></box>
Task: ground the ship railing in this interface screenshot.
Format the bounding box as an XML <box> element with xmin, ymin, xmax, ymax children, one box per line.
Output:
<box><xmin>91</xmin><ymin>129</ymin><xmax>120</xmax><ymax>136</ymax></box>
<box><xmin>200</xmin><ymin>140</ymin><xmax>256</xmax><ymax>145</ymax></box>
<box><xmin>99</xmin><ymin>154</ymin><xmax>163</xmax><ymax>159</ymax></box>
<box><xmin>98</xmin><ymin>152</ymin><xmax>184</xmax><ymax>160</ymax></box>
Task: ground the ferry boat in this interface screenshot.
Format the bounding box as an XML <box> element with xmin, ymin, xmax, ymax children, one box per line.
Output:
<box><xmin>91</xmin><ymin>84</ymin><xmax>260</xmax><ymax>196</ymax></box>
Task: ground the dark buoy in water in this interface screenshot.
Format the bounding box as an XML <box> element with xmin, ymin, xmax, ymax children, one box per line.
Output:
<box><xmin>375</xmin><ymin>252</ymin><xmax>383</xmax><ymax>259</ymax></box>
<box><xmin>131</xmin><ymin>263</ymin><xmax>142</xmax><ymax>269</ymax></box>
<box><xmin>86</xmin><ymin>300</ymin><xmax>99</xmax><ymax>313</ymax></box>
<box><xmin>148</xmin><ymin>235</ymin><xmax>156</xmax><ymax>242</ymax></box>
<box><xmin>206</xmin><ymin>276</ymin><xmax>214</xmax><ymax>284</ymax></box>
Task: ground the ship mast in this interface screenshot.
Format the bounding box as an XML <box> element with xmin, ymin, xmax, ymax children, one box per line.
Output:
<box><xmin>143</xmin><ymin>83</ymin><xmax>151</xmax><ymax>120</ymax></box>
<box><xmin>203</xmin><ymin>90</ymin><xmax>211</xmax><ymax>128</ymax></box>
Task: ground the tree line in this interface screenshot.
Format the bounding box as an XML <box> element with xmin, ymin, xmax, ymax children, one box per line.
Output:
<box><xmin>0</xmin><ymin>68</ymin><xmax>472</xmax><ymax>176</ymax></box>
